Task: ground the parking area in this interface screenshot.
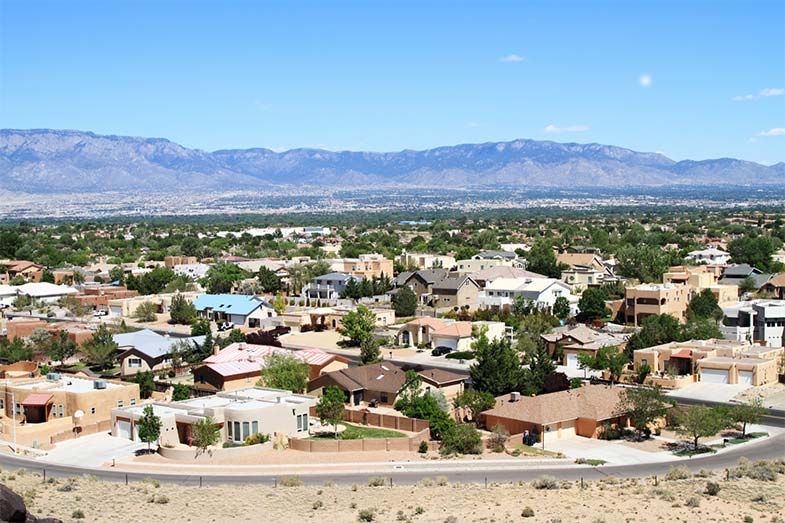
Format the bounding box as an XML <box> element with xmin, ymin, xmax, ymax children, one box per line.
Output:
<box><xmin>39</xmin><ymin>432</ymin><xmax>148</xmax><ymax>467</ymax></box>
<box><xmin>667</xmin><ymin>382</ymin><xmax>751</xmax><ymax>403</ymax></box>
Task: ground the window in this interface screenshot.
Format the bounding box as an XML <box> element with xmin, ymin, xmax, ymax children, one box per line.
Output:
<box><xmin>252</xmin><ymin>421</ymin><xmax>258</xmax><ymax>435</ymax></box>
<box><xmin>380</xmin><ymin>393</ymin><xmax>388</xmax><ymax>403</ymax></box>
<box><xmin>242</xmin><ymin>421</ymin><xmax>250</xmax><ymax>440</ymax></box>
<box><xmin>228</xmin><ymin>421</ymin><xmax>233</xmax><ymax>439</ymax></box>
<box><xmin>234</xmin><ymin>421</ymin><xmax>240</xmax><ymax>442</ymax></box>
<box><xmin>130</xmin><ymin>399</ymin><xmax>136</xmax><ymax>406</ymax></box>
<box><xmin>57</xmin><ymin>405</ymin><xmax>64</xmax><ymax>417</ymax></box>
<box><xmin>296</xmin><ymin>413</ymin><xmax>308</xmax><ymax>432</ymax></box>
<box><xmin>117</xmin><ymin>400</ymin><xmax>123</xmax><ymax>408</ymax></box>
<box><xmin>128</xmin><ymin>358</ymin><xmax>142</xmax><ymax>368</ymax></box>
<box><xmin>0</xmin><ymin>398</ymin><xmax>4</xmax><ymax>410</ymax></box>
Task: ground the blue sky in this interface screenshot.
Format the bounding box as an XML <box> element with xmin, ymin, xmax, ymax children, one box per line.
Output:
<box><xmin>1</xmin><ymin>0</ymin><xmax>784</xmax><ymax>164</ymax></box>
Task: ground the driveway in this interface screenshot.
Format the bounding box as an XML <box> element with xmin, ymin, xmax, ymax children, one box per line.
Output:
<box><xmin>543</xmin><ymin>436</ymin><xmax>678</xmax><ymax>465</ymax></box>
<box><xmin>667</xmin><ymin>382</ymin><xmax>751</xmax><ymax>403</ymax></box>
<box><xmin>39</xmin><ymin>432</ymin><xmax>148</xmax><ymax>467</ymax></box>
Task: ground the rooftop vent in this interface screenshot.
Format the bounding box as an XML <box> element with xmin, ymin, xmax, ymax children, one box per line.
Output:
<box><xmin>93</xmin><ymin>380</ymin><xmax>107</xmax><ymax>390</ymax></box>
<box><xmin>46</xmin><ymin>372</ymin><xmax>61</xmax><ymax>381</ymax></box>
<box><xmin>510</xmin><ymin>391</ymin><xmax>520</xmax><ymax>402</ymax></box>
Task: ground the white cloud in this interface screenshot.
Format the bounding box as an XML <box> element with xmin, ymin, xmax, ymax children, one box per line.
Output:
<box><xmin>500</xmin><ymin>54</ymin><xmax>524</xmax><ymax>62</ymax></box>
<box><xmin>639</xmin><ymin>74</ymin><xmax>652</xmax><ymax>87</ymax></box>
<box><xmin>544</xmin><ymin>124</ymin><xmax>590</xmax><ymax>133</ymax></box>
<box><xmin>733</xmin><ymin>87</ymin><xmax>784</xmax><ymax>101</ymax></box>
<box><xmin>758</xmin><ymin>128</ymin><xmax>785</xmax><ymax>137</ymax></box>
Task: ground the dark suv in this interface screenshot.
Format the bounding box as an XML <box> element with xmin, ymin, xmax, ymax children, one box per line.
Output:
<box><xmin>431</xmin><ymin>346</ymin><xmax>453</xmax><ymax>356</ymax></box>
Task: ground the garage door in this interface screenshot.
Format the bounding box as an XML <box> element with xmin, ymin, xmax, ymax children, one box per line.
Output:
<box><xmin>116</xmin><ymin>420</ymin><xmax>132</xmax><ymax>440</ymax></box>
<box><xmin>701</xmin><ymin>368</ymin><xmax>729</xmax><ymax>384</ymax></box>
<box><xmin>738</xmin><ymin>371</ymin><xmax>753</xmax><ymax>386</ymax></box>
<box><xmin>566</xmin><ymin>353</ymin><xmax>579</xmax><ymax>368</ymax></box>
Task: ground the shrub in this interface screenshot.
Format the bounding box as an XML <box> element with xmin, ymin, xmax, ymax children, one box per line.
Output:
<box><xmin>743</xmin><ymin>517</ymin><xmax>753</xmax><ymax>523</ymax></box>
<box><xmin>487</xmin><ymin>424</ymin><xmax>509</xmax><ymax>452</ymax></box>
<box><xmin>418</xmin><ymin>440</ymin><xmax>429</xmax><ymax>454</ymax></box>
<box><xmin>445</xmin><ymin>351</ymin><xmax>474</xmax><ymax>360</ymax></box>
<box><xmin>705</xmin><ymin>481</ymin><xmax>721</xmax><ymax>496</ymax></box>
<box><xmin>414</xmin><ymin>506</ymin><xmax>425</xmax><ymax>515</ymax></box>
<box><xmin>72</xmin><ymin>510</ymin><xmax>85</xmax><ymax>519</ymax></box>
<box><xmin>532</xmin><ymin>475</ymin><xmax>559</xmax><ymax>490</ymax></box>
<box><xmin>142</xmin><ymin>477</ymin><xmax>160</xmax><ymax>488</ymax></box>
<box><xmin>155</xmin><ymin>495</ymin><xmax>170</xmax><ymax>504</ymax></box>
<box><xmin>440</xmin><ymin>423</ymin><xmax>483</xmax><ymax>455</ymax></box>
<box><xmin>313</xmin><ymin>500</ymin><xmax>323</xmax><ymax>510</ymax></box>
<box><xmin>244</xmin><ymin>432</ymin><xmax>270</xmax><ymax>446</ymax></box>
<box><xmin>665</xmin><ymin>466</ymin><xmax>691</xmax><ymax>481</ymax></box>
<box><xmin>420</xmin><ymin>477</ymin><xmax>433</xmax><ymax>487</ymax></box>
<box><xmin>368</xmin><ymin>477</ymin><xmax>386</xmax><ymax>487</ymax></box>
<box><xmin>436</xmin><ymin>476</ymin><xmax>449</xmax><ymax>486</ymax></box>
<box><xmin>521</xmin><ymin>506</ymin><xmax>535</xmax><ymax>518</ymax></box>
<box><xmin>358</xmin><ymin>508</ymin><xmax>376</xmax><ymax>521</ymax></box>
<box><xmin>279</xmin><ymin>475</ymin><xmax>303</xmax><ymax>487</ymax></box>
<box><xmin>685</xmin><ymin>497</ymin><xmax>700</xmax><ymax>508</ymax></box>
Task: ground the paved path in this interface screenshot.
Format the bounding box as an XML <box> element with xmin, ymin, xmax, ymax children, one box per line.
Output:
<box><xmin>38</xmin><ymin>434</ymin><xmax>148</xmax><ymax>467</ymax></box>
<box><xmin>2</xmin><ymin>431</ymin><xmax>782</xmax><ymax>486</ymax></box>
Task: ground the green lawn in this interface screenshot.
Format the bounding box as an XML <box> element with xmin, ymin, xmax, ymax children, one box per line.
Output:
<box><xmin>309</xmin><ymin>423</ymin><xmax>406</xmax><ymax>440</ymax></box>
<box><xmin>728</xmin><ymin>432</ymin><xmax>768</xmax><ymax>445</ymax></box>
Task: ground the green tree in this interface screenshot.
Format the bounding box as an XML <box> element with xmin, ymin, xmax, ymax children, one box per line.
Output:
<box><xmin>272</xmin><ymin>292</ymin><xmax>287</xmax><ymax>315</ymax></box>
<box><xmin>136</xmin><ymin>405</ymin><xmax>162</xmax><ymax>452</ymax></box>
<box><xmin>192</xmin><ymin>416</ymin><xmax>221</xmax><ymax>454</ymax></box>
<box><xmin>452</xmin><ymin>389</ymin><xmax>496</xmax><ymax>426</ymax></box>
<box><xmin>168</xmin><ymin>293</ymin><xmax>197</xmax><ymax>325</ymax></box>
<box><xmin>257</xmin><ymin>267</ymin><xmax>281</xmax><ymax>293</ymax></box>
<box><xmin>739</xmin><ymin>276</ymin><xmax>757</xmax><ymax>295</ymax></box>
<box><xmin>109</xmin><ymin>266</ymin><xmax>125</xmax><ymax>284</ymax></box>
<box><xmin>680</xmin><ymin>317</ymin><xmax>723</xmax><ymax>340</ymax></box>
<box><xmin>82</xmin><ymin>324</ymin><xmax>118</xmax><ymax>369</ymax></box>
<box><xmin>172</xmin><ymin>383</ymin><xmax>191</xmax><ymax>401</ymax></box>
<box><xmin>577</xmin><ymin>345</ymin><xmax>627</xmax><ymax>383</ymax></box>
<box><xmin>392</xmin><ymin>286</ymin><xmax>417</xmax><ymax>317</ymax></box>
<box><xmin>519</xmin><ymin>342</ymin><xmax>556</xmax><ymax>395</ymax></box>
<box><xmin>190</xmin><ymin>318</ymin><xmax>211</xmax><ymax>336</ymax></box>
<box><xmin>394</xmin><ymin>370</ymin><xmax>423</xmax><ymax>412</ymax></box>
<box><xmin>47</xmin><ymin>331</ymin><xmax>78</xmax><ymax>363</ymax></box>
<box><xmin>728</xmin><ymin>235</ymin><xmax>779</xmax><ymax>272</ymax></box>
<box><xmin>440</xmin><ymin>423</ymin><xmax>483</xmax><ymax>455</ymax></box>
<box><xmin>359</xmin><ymin>335</ymin><xmax>381</xmax><ymax>365</ymax></box>
<box><xmin>552</xmin><ymin>296</ymin><xmax>571</xmax><ymax>321</ymax></box>
<box><xmin>525</xmin><ymin>240</ymin><xmax>564</xmax><ymax>278</ymax></box>
<box><xmin>673</xmin><ymin>405</ymin><xmax>728</xmax><ymax>451</ymax></box>
<box><xmin>615</xmin><ymin>386</ymin><xmax>672</xmax><ymax>440</ymax></box>
<box><xmin>131</xmin><ymin>371</ymin><xmax>156</xmax><ymax>399</ymax></box>
<box><xmin>616</xmin><ymin>244</ymin><xmax>672</xmax><ymax>283</ymax></box>
<box><xmin>340</xmin><ymin>305</ymin><xmax>377</xmax><ymax>346</ymax></box>
<box><xmin>577</xmin><ymin>287</ymin><xmax>609</xmax><ymax>322</ymax></box>
<box><xmin>729</xmin><ymin>395</ymin><xmax>766</xmax><ymax>438</ymax></box>
<box><xmin>687</xmin><ymin>289</ymin><xmax>723</xmax><ymax>321</ymax></box>
<box><xmin>134</xmin><ymin>302</ymin><xmax>158</xmax><ymax>322</ymax></box>
<box><xmin>470</xmin><ymin>332</ymin><xmax>522</xmax><ymax>397</ymax></box>
<box><xmin>0</xmin><ymin>338</ymin><xmax>33</xmax><ymax>363</ymax></box>
<box><xmin>258</xmin><ymin>352</ymin><xmax>310</xmax><ymax>392</ymax></box>
<box><xmin>202</xmin><ymin>262</ymin><xmax>248</xmax><ymax>294</ymax></box>
<box><xmin>316</xmin><ymin>386</ymin><xmax>346</xmax><ymax>438</ymax></box>
<box><xmin>399</xmin><ymin>392</ymin><xmax>455</xmax><ymax>440</ymax></box>
<box><xmin>224</xmin><ymin>328</ymin><xmax>246</xmax><ymax>344</ymax></box>
<box><xmin>625</xmin><ymin>314</ymin><xmax>682</xmax><ymax>356</ymax></box>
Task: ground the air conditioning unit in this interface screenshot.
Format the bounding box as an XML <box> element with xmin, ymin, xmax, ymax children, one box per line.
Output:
<box><xmin>510</xmin><ymin>391</ymin><xmax>520</xmax><ymax>402</ymax></box>
<box><xmin>46</xmin><ymin>373</ymin><xmax>61</xmax><ymax>381</ymax></box>
<box><xmin>93</xmin><ymin>380</ymin><xmax>107</xmax><ymax>390</ymax></box>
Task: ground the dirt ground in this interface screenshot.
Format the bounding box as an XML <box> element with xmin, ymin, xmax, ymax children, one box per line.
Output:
<box><xmin>736</xmin><ymin>383</ymin><xmax>785</xmax><ymax>410</ymax></box>
<box><xmin>2</xmin><ymin>466</ymin><xmax>783</xmax><ymax>523</ymax></box>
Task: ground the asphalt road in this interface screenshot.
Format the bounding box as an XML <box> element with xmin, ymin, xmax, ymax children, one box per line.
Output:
<box><xmin>1</xmin><ymin>432</ymin><xmax>782</xmax><ymax>487</ymax></box>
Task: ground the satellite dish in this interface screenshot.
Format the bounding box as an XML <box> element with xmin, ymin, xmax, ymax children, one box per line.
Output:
<box><xmin>73</xmin><ymin>410</ymin><xmax>84</xmax><ymax>419</ymax></box>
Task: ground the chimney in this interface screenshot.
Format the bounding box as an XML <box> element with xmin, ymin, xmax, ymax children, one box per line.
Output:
<box><xmin>213</xmin><ymin>344</ymin><xmax>220</xmax><ymax>356</ymax></box>
<box><xmin>510</xmin><ymin>391</ymin><xmax>520</xmax><ymax>402</ymax></box>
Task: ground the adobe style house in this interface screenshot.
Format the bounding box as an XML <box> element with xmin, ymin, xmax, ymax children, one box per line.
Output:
<box><xmin>396</xmin><ymin>250</ymin><xmax>457</xmax><ymax>270</ymax></box>
<box><xmin>328</xmin><ymin>253</ymin><xmax>393</xmax><ymax>279</ymax></box>
<box><xmin>623</xmin><ymin>283</ymin><xmax>689</xmax><ymax>326</ymax></box>
<box><xmin>454</xmin><ymin>250</ymin><xmax>525</xmax><ymax>274</ymax></box>
<box><xmin>541</xmin><ymin>325</ymin><xmax>628</xmax><ymax>369</ymax></box>
<box><xmin>0</xmin><ymin>374</ymin><xmax>140</xmax><ymax>447</ymax></box>
<box><xmin>307</xmin><ymin>361</ymin><xmax>465</xmax><ymax>406</ymax></box>
<box><xmin>480</xmin><ymin>385</ymin><xmax>628</xmax><ymax>441</ymax></box>
<box><xmin>663</xmin><ymin>265</ymin><xmax>738</xmax><ymax>304</ymax></box>
<box><xmin>111</xmin><ymin>387</ymin><xmax>315</xmax><ymax>446</ymax></box>
<box><xmin>192</xmin><ymin>342</ymin><xmax>348</xmax><ymax>391</ymax></box>
<box><xmin>193</xmin><ymin>294</ymin><xmax>276</xmax><ymax>329</ymax></box>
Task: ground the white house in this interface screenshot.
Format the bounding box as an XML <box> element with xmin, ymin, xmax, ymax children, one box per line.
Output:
<box><xmin>16</xmin><ymin>282</ymin><xmax>78</xmax><ymax>303</ymax></box>
<box><xmin>479</xmin><ymin>277</ymin><xmax>578</xmax><ymax>314</ymax></box>
<box><xmin>193</xmin><ymin>294</ymin><xmax>276</xmax><ymax>328</ymax></box>
<box><xmin>721</xmin><ymin>299</ymin><xmax>785</xmax><ymax>348</ymax></box>
<box><xmin>687</xmin><ymin>247</ymin><xmax>731</xmax><ymax>265</ymax></box>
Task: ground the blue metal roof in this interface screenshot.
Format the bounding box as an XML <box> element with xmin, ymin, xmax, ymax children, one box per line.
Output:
<box><xmin>193</xmin><ymin>294</ymin><xmax>270</xmax><ymax>316</ymax></box>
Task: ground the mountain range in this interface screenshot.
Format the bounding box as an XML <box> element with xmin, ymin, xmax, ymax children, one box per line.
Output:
<box><xmin>0</xmin><ymin>129</ymin><xmax>782</xmax><ymax>194</ymax></box>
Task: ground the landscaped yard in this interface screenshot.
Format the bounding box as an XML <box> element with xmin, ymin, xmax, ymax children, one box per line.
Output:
<box><xmin>309</xmin><ymin>423</ymin><xmax>406</xmax><ymax>440</ymax></box>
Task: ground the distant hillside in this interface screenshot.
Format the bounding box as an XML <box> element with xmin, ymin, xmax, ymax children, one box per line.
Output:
<box><xmin>0</xmin><ymin>129</ymin><xmax>782</xmax><ymax>193</ymax></box>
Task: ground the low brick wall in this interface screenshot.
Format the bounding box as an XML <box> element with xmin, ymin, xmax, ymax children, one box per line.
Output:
<box><xmin>309</xmin><ymin>406</ymin><xmax>430</xmax><ymax>433</ymax></box>
<box><xmin>158</xmin><ymin>442</ymin><xmax>272</xmax><ymax>461</ymax></box>
<box><xmin>49</xmin><ymin>419</ymin><xmax>111</xmax><ymax>444</ymax></box>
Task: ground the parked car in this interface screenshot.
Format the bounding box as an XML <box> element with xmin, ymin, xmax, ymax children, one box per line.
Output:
<box><xmin>217</xmin><ymin>321</ymin><xmax>235</xmax><ymax>331</ymax></box>
<box><xmin>431</xmin><ymin>346</ymin><xmax>453</xmax><ymax>357</ymax></box>
<box><xmin>93</xmin><ymin>309</ymin><xmax>108</xmax><ymax>317</ymax></box>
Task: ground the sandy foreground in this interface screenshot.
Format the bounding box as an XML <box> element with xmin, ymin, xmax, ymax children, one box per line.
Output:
<box><xmin>2</xmin><ymin>466</ymin><xmax>784</xmax><ymax>523</ymax></box>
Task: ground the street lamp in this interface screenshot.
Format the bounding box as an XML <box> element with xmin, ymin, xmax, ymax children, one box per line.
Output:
<box><xmin>4</xmin><ymin>389</ymin><xmax>17</xmax><ymax>454</ymax></box>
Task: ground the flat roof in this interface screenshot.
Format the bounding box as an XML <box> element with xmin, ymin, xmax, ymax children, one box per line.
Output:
<box><xmin>14</xmin><ymin>377</ymin><xmax>124</xmax><ymax>393</ymax></box>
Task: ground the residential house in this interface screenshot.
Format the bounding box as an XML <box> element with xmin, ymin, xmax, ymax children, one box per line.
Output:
<box><xmin>721</xmin><ymin>299</ymin><xmax>785</xmax><ymax>348</ymax></box>
<box><xmin>760</xmin><ymin>273</ymin><xmax>785</xmax><ymax>299</ymax></box>
<box><xmin>480</xmin><ymin>385</ymin><xmax>629</xmax><ymax>441</ymax></box>
<box><xmin>0</xmin><ymin>260</ymin><xmax>44</xmax><ymax>284</ymax></box>
<box><xmin>719</xmin><ymin>264</ymin><xmax>772</xmax><ymax>290</ymax></box>
<box><xmin>469</xmin><ymin>266</ymin><xmax>546</xmax><ymax>288</ymax></box>
<box><xmin>429</xmin><ymin>275</ymin><xmax>481</xmax><ymax>309</ymax></box>
<box><xmin>396</xmin><ymin>317</ymin><xmax>448</xmax><ymax>347</ymax></box>
<box><xmin>662</xmin><ymin>265</ymin><xmax>738</xmax><ymax>304</ymax></box>
<box><xmin>107</xmin><ymin>291</ymin><xmax>200</xmax><ymax>318</ymax></box>
<box><xmin>172</xmin><ymin>263</ymin><xmax>210</xmax><ymax>280</ymax></box>
<box><xmin>280</xmin><ymin>306</ymin><xmax>395</xmax><ymax>331</ymax></box>
<box><xmin>114</xmin><ymin>329</ymin><xmax>205</xmax><ymax>376</ymax></box>
<box><xmin>329</xmin><ymin>254</ymin><xmax>393</xmax><ymax>279</ymax></box>
<box><xmin>430</xmin><ymin>321</ymin><xmax>474</xmax><ymax>351</ymax></box>
<box><xmin>111</xmin><ymin>387</ymin><xmax>316</xmax><ymax>446</ymax></box>
<box><xmin>394</xmin><ymin>269</ymin><xmax>449</xmax><ymax>303</ymax></box>
<box><xmin>74</xmin><ymin>284</ymin><xmax>138</xmax><ymax>312</ymax></box>
<box><xmin>1</xmin><ymin>375</ymin><xmax>139</xmax><ymax>447</ymax></box>
<box><xmin>164</xmin><ymin>256</ymin><xmax>198</xmax><ymax>268</ymax></box>
<box><xmin>556</xmin><ymin>253</ymin><xmax>606</xmax><ymax>272</ymax></box>
<box><xmin>16</xmin><ymin>282</ymin><xmax>78</xmax><ymax>304</ymax></box>
<box><xmin>454</xmin><ymin>250</ymin><xmax>524</xmax><ymax>274</ymax></box>
<box><xmin>633</xmin><ymin>338</ymin><xmax>782</xmax><ymax>386</ymax></box>
<box><xmin>0</xmin><ymin>285</ymin><xmax>17</xmax><ymax>307</ymax></box>
<box><xmin>396</xmin><ymin>250</ymin><xmax>457</xmax><ymax>270</ymax></box>
<box><xmin>623</xmin><ymin>283</ymin><xmax>690</xmax><ymax>326</ymax></box>
<box><xmin>301</xmin><ymin>272</ymin><xmax>361</xmax><ymax>300</ymax></box>
<box><xmin>193</xmin><ymin>294</ymin><xmax>276</xmax><ymax>329</ymax></box>
<box><xmin>193</xmin><ymin>342</ymin><xmax>348</xmax><ymax>391</ymax></box>
<box><xmin>541</xmin><ymin>325</ymin><xmax>628</xmax><ymax>368</ymax></box>
<box><xmin>307</xmin><ymin>361</ymin><xmax>465</xmax><ymax>406</ymax></box>
<box><xmin>687</xmin><ymin>247</ymin><xmax>731</xmax><ymax>266</ymax></box>
<box><xmin>479</xmin><ymin>277</ymin><xmax>577</xmax><ymax>313</ymax></box>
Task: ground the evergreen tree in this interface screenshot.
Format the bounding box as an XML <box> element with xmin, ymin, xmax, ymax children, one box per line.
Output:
<box><xmin>136</xmin><ymin>405</ymin><xmax>162</xmax><ymax>452</ymax></box>
<box><xmin>469</xmin><ymin>332</ymin><xmax>522</xmax><ymax>396</ymax></box>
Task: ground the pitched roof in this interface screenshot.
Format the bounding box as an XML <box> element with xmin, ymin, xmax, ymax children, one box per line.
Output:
<box><xmin>431</xmin><ymin>321</ymin><xmax>473</xmax><ymax>338</ymax></box>
<box><xmin>432</xmin><ymin>275</ymin><xmax>478</xmax><ymax>292</ymax></box>
<box><xmin>417</xmin><ymin>368</ymin><xmax>466</xmax><ymax>385</ymax></box>
<box><xmin>315</xmin><ymin>362</ymin><xmax>409</xmax><ymax>393</ymax></box>
<box><xmin>470</xmin><ymin>266</ymin><xmax>546</xmax><ymax>283</ymax></box>
<box><xmin>193</xmin><ymin>294</ymin><xmax>272</xmax><ymax>316</ymax></box>
<box><xmin>404</xmin><ymin>316</ymin><xmax>447</xmax><ymax>330</ymax></box>
<box><xmin>204</xmin><ymin>342</ymin><xmax>335</xmax><ymax>366</ymax></box>
<box><xmin>17</xmin><ymin>282</ymin><xmax>78</xmax><ymax>297</ymax></box>
<box><xmin>482</xmin><ymin>385</ymin><xmax>623</xmax><ymax>426</ymax></box>
<box><xmin>114</xmin><ymin>329</ymin><xmax>183</xmax><ymax>360</ymax></box>
<box><xmin>556</xmin><ymin>253</ymin><xmax>604</xmax><ymax>269</ymax></box>
<box><xmin>474</xmin><ymin>250</ymin><xmax>517</xmax><ymax>260</ymax></box>
<box><xmin>762</xmin><ymin>273</ymin><xmax>785</xmax><ymax>288</ymax></box>
<box><xmin>411</xmin><ymin>269</ymin><xmax>449</xmax><ymax>284</ymax></box>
